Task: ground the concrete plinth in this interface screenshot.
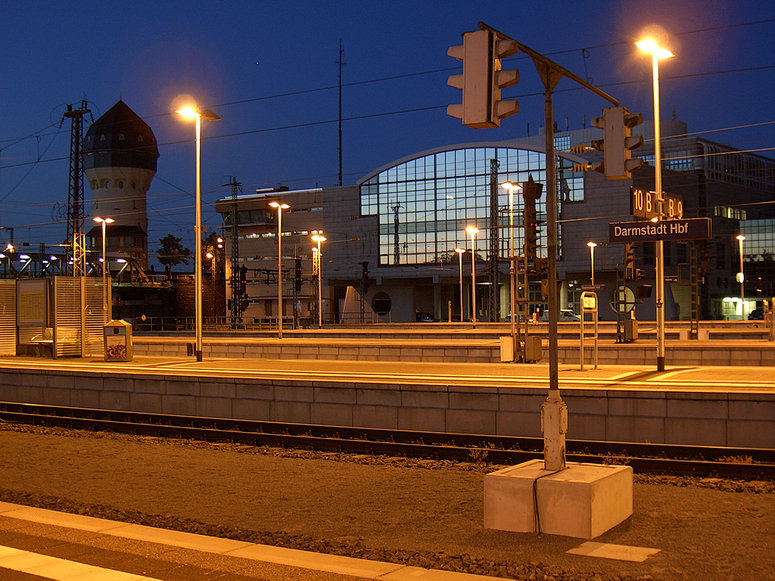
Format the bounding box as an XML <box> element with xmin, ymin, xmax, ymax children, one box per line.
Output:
<box><xmin>484</xmin><ymin>459</ymin><xmax>633</xmax><ymax>539</ymax></box>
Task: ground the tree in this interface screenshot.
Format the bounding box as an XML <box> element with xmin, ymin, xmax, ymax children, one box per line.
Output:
<box><xmin>157</xmin><ymin>234</ymin><xmax>192</xmax><ymax>279</ymax></box>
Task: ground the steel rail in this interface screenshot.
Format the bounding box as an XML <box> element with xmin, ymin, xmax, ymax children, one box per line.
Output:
<box><xmin>1</xmin><ymin>402</ymin><xmax>772</xmax><ymax>480</ymax></box>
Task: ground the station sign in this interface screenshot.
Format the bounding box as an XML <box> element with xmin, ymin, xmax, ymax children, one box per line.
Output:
<box><xmin>631</xmin><ymin>187</ymin><xmax>683</xmax><ymax>220</ymax></box>
<box><xmin>609</xmin><ymin>217</ymin><xmax>711</xmax><ymax>243</ymax></box>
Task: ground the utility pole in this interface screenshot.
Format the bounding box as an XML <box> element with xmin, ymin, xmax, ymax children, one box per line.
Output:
<box><xmin>449</xmin><ymin>21</ymin><xmax>621</xmax><ymax>471</ymax></box>
<box><xmin>487</xmin><ymin>22</ymin><xmax>619</xmax><ymax>471</ymax></box>
<box><xmin>61</xmin><ymin>100</ymin><xmax>91</xmax><ymax>276</ymax></box>
<box><xmin>228</xmin><ymin>177</ymin><xmax>242</xmax><ymax>328</ymax></box>
<box><xmin>337</xmin><ymin>41</ymin><xmax>345</xmax><ymax>187</ymax></box>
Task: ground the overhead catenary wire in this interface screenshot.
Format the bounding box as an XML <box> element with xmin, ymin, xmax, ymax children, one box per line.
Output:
<box><xmin>0</xmin><ymin>19</ymin><xmax>772</xmax><ymax>244</ymax></box>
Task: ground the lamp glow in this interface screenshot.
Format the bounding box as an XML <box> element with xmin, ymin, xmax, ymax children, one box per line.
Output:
<box><xmin>636</xmin><ymin>39</ymin><xmax>674</xmax><ymax>60</ymax></box>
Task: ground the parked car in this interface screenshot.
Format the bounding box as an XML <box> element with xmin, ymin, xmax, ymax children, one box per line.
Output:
<box><xmin>748</xmin><ymin>308</ymin><xmax>764</xmax><ymax>320</ymax></box>
<box><xmin>415</xmin><ymin>312</ymin><xmax>434</xmax><ymax>322</ymax></box>
<box><xmin>540</xmin><ymin>309</ymin><xmax>581</xmax><ymax>322</ymax></box>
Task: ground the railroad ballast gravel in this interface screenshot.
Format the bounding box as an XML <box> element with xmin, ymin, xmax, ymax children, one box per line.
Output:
<box><xmin>0</xmin><ymin>422</ymin><xmax>772</xmax><ymax>581</ymax></box>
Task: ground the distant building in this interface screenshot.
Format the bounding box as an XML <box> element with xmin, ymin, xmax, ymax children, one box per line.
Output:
<box><xmin>217</xmin><ymin>119</ymin><xmax>774</xmax><ymax>324</ymax></box>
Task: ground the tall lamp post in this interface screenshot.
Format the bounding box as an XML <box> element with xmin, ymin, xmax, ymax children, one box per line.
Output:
<box><xmin>93</xmin><ymin>216</ymin><xmax>114</xmax><ymax>323</ymax></box>
<box><xmin>502</xmin><ymin>181</ymin><xmax>522</xmax><ymax>349</ymax></box>
<box><xmin>465</xmin><ymin>226</ymin><xmax>479</xmax><ymax>326</ymax></box>
<box><xmin>737</xmin><ymin>234</ymin><xmax>746</xmax><ymax>320</ymax></box>
<box><xmin>312</xmin><ymin>233</ymin><xmax>326</xmax><ymax>327</ymax></box>
<box><xmin>455</xmin><ymin>248</ymin><xmax>465</xmax><ymax>321</ymax></box>
<box><xmin>270</xmin><ymin>201</ymin><xmax>290</xmax><ymax>338</ymax></box>
<box><xmin>176</xmin><ymin>105</ymin><xmax>221</xmax><ymax>362</ymax></box>
<box><xmin>637</xmin><ymin>37</ymin><xmax>674</xmax><ymax>372</ymax></box>
<box><xmin>587</xmin><ymin>241</ymin><xmax>597</xmax><ymax>286</ymax></box>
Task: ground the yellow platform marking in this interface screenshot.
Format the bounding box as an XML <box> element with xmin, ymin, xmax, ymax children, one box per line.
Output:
<box><xmin>0</xmin><ymin>544</ymin><xmax>162</xmax><ymax>580</ymax></box>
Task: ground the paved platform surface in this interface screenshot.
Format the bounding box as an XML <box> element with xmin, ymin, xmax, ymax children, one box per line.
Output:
<box><xmin>0</xmin><ymin>502</ymin><xmax>494</xmax><ymax>580</ymax></box>
<box><xmin>1</xmin><ymin>355</ymin><xmax>774</xmax><ymax>393</ymax></box>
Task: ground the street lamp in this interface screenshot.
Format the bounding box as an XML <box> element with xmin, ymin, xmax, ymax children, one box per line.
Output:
<box><xmin>587</xmin><ymin>241</ymin><xmax>597</xmax><ymax>286</ymax></box>
<box><xmin>455</xmin><ymin>248</ymin><xmax>465</xmax><ymax>322</ymax></box>
<box><xmin>637</xmin><ymin>36</ymin><xmax>674</xmax><ymax>372</ymax></box>
<box><xmin>269</xmin><ymin>201</ymin><xmax>290</xmax><ymax>338</ymax></box>
<box><xmin>737</xmin><ymin>234</ymin><xmax>746</xmax><ymax>320</ymax></box>
<box><xmin>93</xmin><ymin>216</ymin><xmax>114</xmax><ymax>323</ymax></box>
<box><xmin>205</xmin><ymin>252</ymin><xmax>216</xmax><ymax>279</ymax></box>
<box><xmin>312</xmin><ymin>233</ymin><xmax>326</xmax><ymax>327</ymax></box>
<box><xmin>502</xmin><ymin>181</ymin><xmax>522</xmax><ymax>346</ymax></box>
<box><xmin>176</xmin><ymin>104</ymin><xmax>221</xmax><ymax>362</ymax></box>
<box><xmin>465</xmin><ymin>226</ymin><xmax>479</xmax><ymax>325</ymax></box>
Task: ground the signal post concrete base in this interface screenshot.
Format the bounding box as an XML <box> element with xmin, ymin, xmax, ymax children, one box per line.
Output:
<box><xmin>484</xmin><ymin>459</ymin><xmax>633</xmax><ymax>539</ymax></box>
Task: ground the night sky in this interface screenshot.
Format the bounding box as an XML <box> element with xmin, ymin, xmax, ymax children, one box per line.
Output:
<box><xmin>1</xmin><ymin>0</ymin><xmax>773</xmax><ymax>262</ymax></box>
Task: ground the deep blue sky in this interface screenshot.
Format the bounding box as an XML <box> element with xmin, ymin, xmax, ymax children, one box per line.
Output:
<box><xmin>1</xmin><ymin>0</ymin><xmax>773</xmax><ymax>258</ymax></box>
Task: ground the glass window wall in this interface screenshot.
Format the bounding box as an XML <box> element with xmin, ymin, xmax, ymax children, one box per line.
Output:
<box><xmin>360</xmin><ymin>146</ymin><xmax>584</xmax><ymax>266</ymax></box>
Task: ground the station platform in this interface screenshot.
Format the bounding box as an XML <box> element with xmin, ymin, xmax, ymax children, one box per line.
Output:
<box><xmin>0</xmin><ymin>354</ymin><xmax>773</xmax><ymax>449</ymax></box>
<box><xmin>130</xmin><ymin>332</ymin><xmax>775</xmax><ymax>366</ymax></box>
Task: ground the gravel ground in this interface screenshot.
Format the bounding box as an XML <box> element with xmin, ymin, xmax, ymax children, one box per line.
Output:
<box><xmin>0</xmin><ymin>422</ymin><xmax>772</xmax><ymax>581</ymax></box>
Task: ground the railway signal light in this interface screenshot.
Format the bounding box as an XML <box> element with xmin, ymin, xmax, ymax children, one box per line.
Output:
<box><xmin>447</xmin><ymin>29</ymin><xmax>519</xmax><ymax>128</ymax></box>
<box><xmin>522</xmin><ymin>177</ymin><xmax>543</xmax><ymax>260</ymax></box>
<box><xmin>624</xmin><ymin>243</ymin><xmax>635</xmax><ymax>280</ymax></box>
<box><xmin>361</xmin><ymin>261</ymin><xmax>369</xmax><ymax>295</ymax></box>
<box><xmin>591</xmin><ymin>106</ymin><xmax>644</xmax><ymax>180</ymax></box>
<box><xmin>535</xmin><ymin>257</ymin><xmax>547</xmax><ymax>277</ymax></box>
<box><xmin>294</xmin><ymin>257</ymin><xmax>303</xmax><ymax>293</ymax></box>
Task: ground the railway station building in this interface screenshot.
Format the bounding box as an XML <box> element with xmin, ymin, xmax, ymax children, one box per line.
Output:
<box><xmin>216</xmin><ymin>119</ymin><xmax>775</xmax><ymax>325</ymax></box>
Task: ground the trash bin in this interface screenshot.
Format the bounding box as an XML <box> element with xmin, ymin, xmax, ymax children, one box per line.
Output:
<box><xmin>104</xmin><ymin>319</ymin><xmax>133</xmax><ymax>362</ymax></box>
<box><xmin>622</xmin><ymin>318</ymin><xmax>638</xmax><ymax>342</ymax></box>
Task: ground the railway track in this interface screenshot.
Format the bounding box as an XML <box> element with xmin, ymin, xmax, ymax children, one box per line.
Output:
<box><xmin>1</xmin><ymin>401</ymin><xmax>772</xmax><ymax>480</ymax></box>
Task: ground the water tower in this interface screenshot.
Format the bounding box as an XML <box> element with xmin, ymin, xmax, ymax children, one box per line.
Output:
<box><xmin>84</xmin><ymin>100</ymin><xmax>159</xmax><ymax>271</ymax></box>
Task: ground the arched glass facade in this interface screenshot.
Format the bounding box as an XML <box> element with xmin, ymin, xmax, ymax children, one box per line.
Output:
<box><xmin>359</xmin><ymin>145</ymin><xmax>583</xmax><ymax>266</ymax></box>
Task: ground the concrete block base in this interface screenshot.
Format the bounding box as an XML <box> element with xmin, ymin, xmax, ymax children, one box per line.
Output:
<box><xmin>484</xmin><ymin>459</ymin><xmax>633</xmax><ymax>539</ymax></box>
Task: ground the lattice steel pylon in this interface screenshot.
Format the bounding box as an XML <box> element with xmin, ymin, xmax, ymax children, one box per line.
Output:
<box><xmin>228</xmin><ymin>177</ymin><xmax>243</xmax><ymax>328</ymax></box>
<box><xmin>61</xmin><ymin>100</ymin><xmax>91</xmax><ymax>276</ymax></box>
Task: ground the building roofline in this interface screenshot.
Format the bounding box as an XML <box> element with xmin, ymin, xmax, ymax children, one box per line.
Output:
<box><xmin>357</xmin><ymin>141</ymin><xmax>586</xmax><ymax>186</ymax></box>
<box><xmin>216</xmin><ymin>187</ymin><xmax>323</xmax><ymax>203</ymax></box>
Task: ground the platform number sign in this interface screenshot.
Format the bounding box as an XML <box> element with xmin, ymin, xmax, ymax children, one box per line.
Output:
<box><xmin>631</xmin><ymin>187</ymin><xmax>683</xmax><ymax>221</ymax></box>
